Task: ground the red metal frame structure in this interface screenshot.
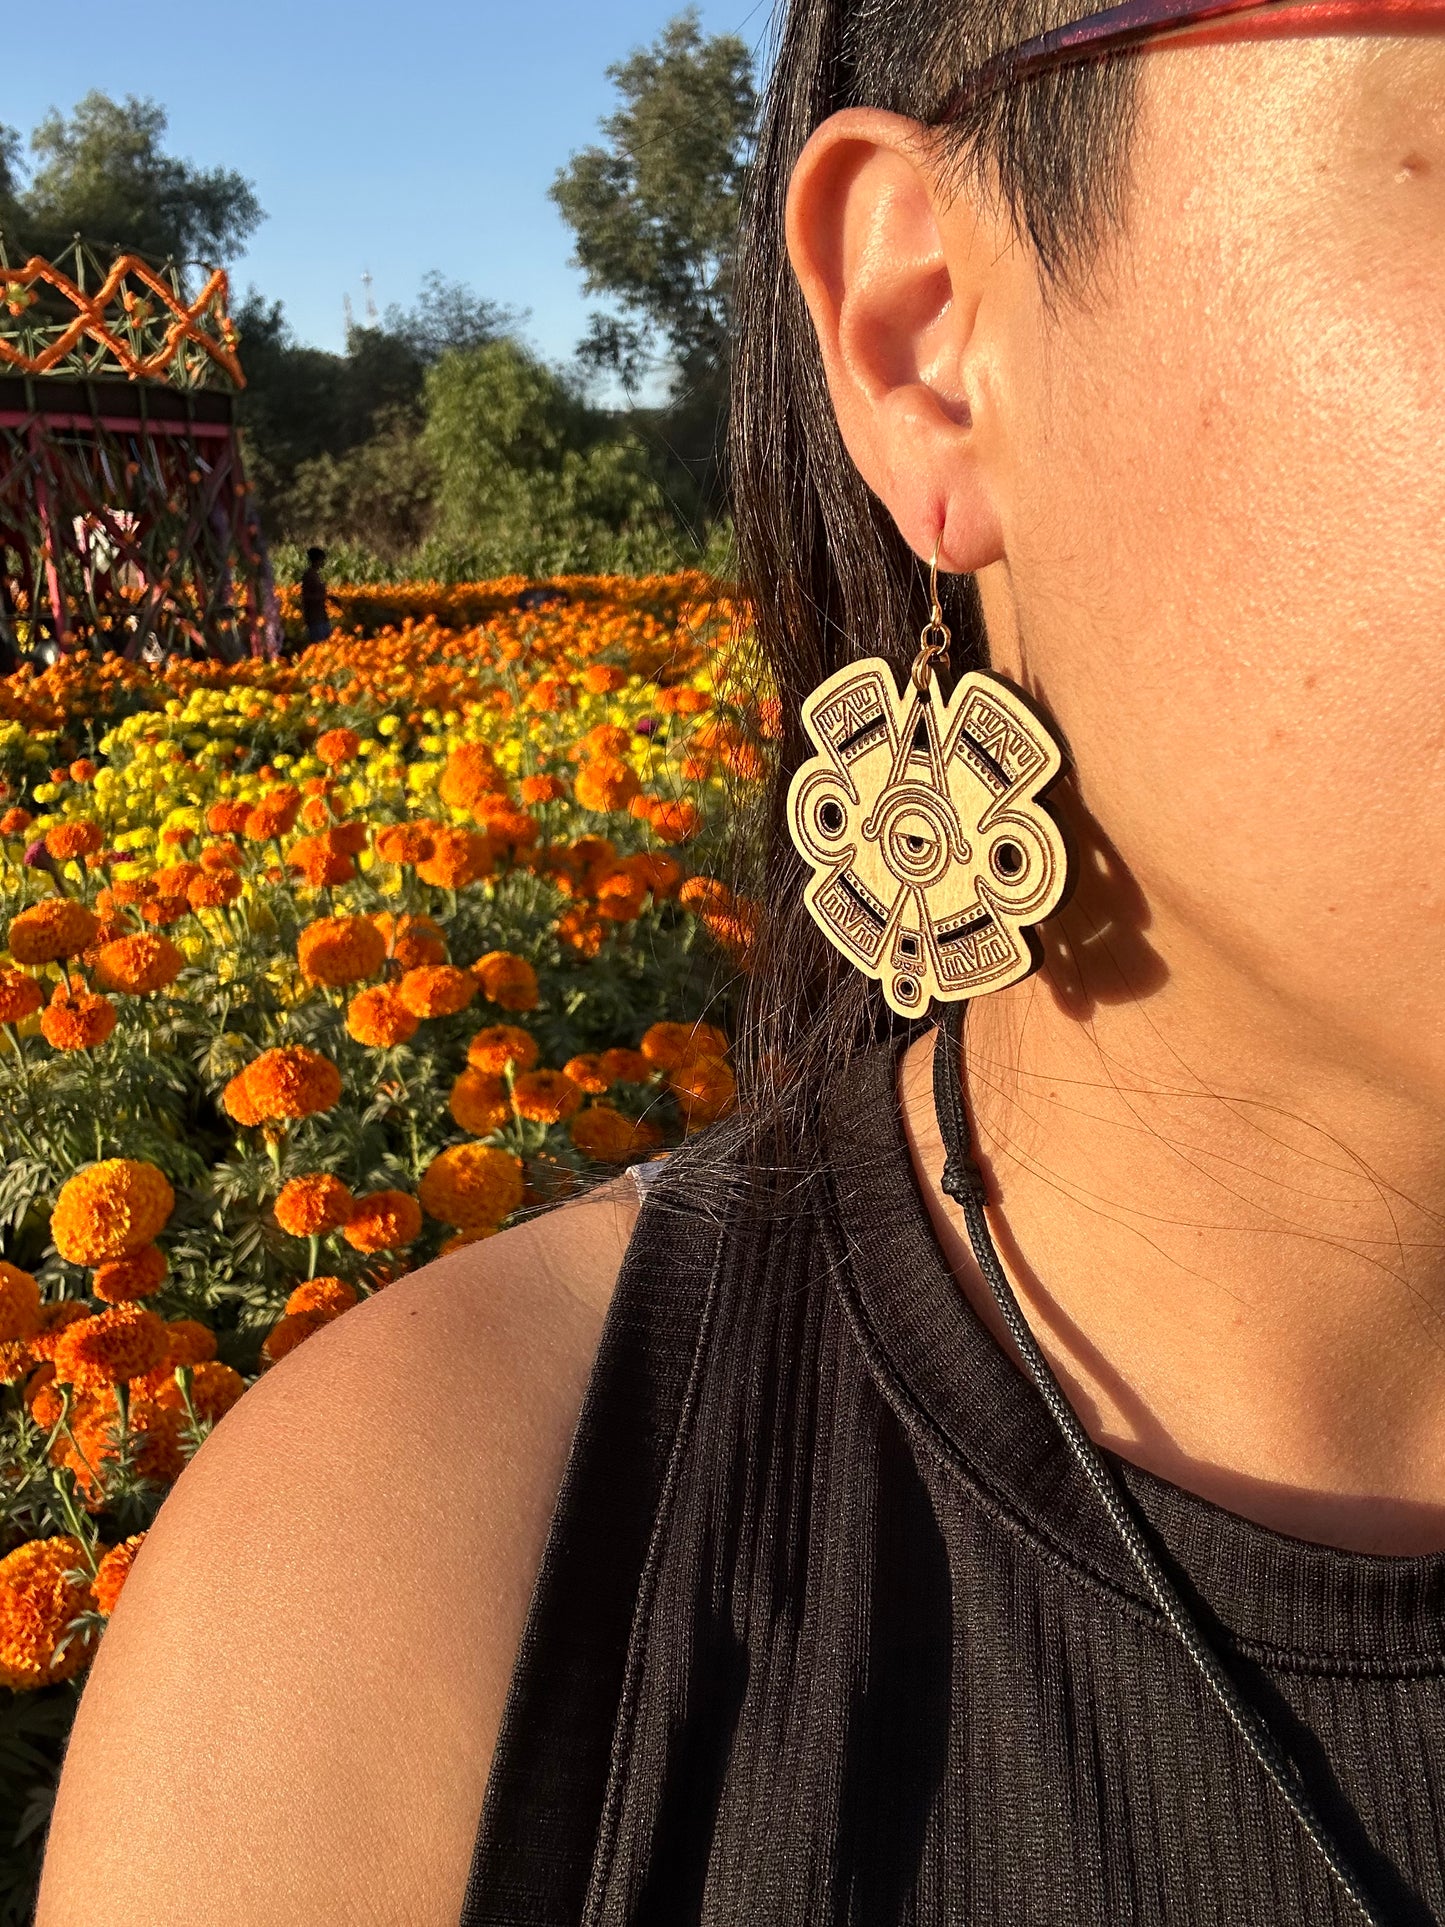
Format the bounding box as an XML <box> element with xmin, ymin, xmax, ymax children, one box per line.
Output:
<box><xmin>0</xmin><ymin>237</ymin><xmax>277</xmax><ymax>663</ymax></box>
<box><xmin>938</xmin><ymin>0</ymin><xmax>1445</xmax><ymax>114</ymax></box>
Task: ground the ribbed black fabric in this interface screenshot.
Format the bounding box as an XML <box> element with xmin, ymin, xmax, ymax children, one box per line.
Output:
<box><xmin>460</xmin><ymin>1039</ymin><xmax>1445</xmax><ymax>1926</ymax></box>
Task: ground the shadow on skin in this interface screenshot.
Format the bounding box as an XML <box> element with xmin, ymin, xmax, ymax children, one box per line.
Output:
<box><xmin>1036</xmin><ymin>777</ymin><xmax>1169</xmax><ymax>1017</ymax></box>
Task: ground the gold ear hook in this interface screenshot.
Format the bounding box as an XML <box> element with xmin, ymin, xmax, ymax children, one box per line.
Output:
<box><xmin>912</xmin><ymin>535</ymin><xmax>952</xmax><ymax>693</ymax></box>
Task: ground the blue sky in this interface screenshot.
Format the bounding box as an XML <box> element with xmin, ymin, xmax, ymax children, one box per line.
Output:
<box><xmin>4</xmin><ymin>0</ymin><xmax>772</xmax><ymax>373</ymax></box>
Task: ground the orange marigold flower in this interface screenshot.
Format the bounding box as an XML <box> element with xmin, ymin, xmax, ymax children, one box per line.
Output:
<box><xmin>369</xmin><ymin>911</ymin><xmax>447</xmax><ymax>970</ymax></box>
<box><xmin>287</xmin><ymin>833</ymin><xmax>356</xmax><ymax>890</ymax></box>
<box><xmin>162</xmin><ymin>1318</ymin><xmax>218</xmax><ymax>1367</ymax></box>
<box><xmin>638</xmin><ymin>795</ymin><xmax>701</xmax><ymax>844</ymax></box>
<box><xmin>599</xmin><ymin>1047</ymin><xmax>651</xmax><ymax>1085</ymax></box>
<box><xmin>343</xmin><ymin>1189</ymin><xmax>422</xmax><ymax>1252</ymax></box>
<box><xmin>53</xmin><ymin>1303</ymin><xmax>168</xmax><ymax>1390</ymax></box>
<box><xmin>40</xmin><ymin>982</ymin><xmax>116</xmax><ymax>1052</ymax></box>
<box><xmin>261</xmin><ymin>1306</ymin><xmax>336</xmax><ymax>1365</ymax></box>
<box><xmin>69</xmin><ymin>759</ymin><xmax>98</xmax><ymax>784</ymax></box>
<box><xmin>28</xmin><ymin>1301</ymin><xmax>89</xmax><ymax>1363</ymax></box>
<box><xmin>315</xmin><ymin>726</ymin><xmax>361</xmax><ymax>766</ymax></box>
<box><xmin>274</xmin><ymin>1173</ymin><xmax>354</xmax><ymax>1238</ymax></box>
<box><xmin>329</xmin><ymin>818</ymin><xmax>369</xmax><ymax>857</ymax></box>
<box><xmin>150</xmin><ymin>1358</ymin><xmax>246</xmax><ymax>1425</ymax></box>
<box><xmin>512</xmin><ymin>1069</ymin><xmax>582</xmax><ymax>1125</ymax></box>
<box><xmin>575</xmin><ymin>756</ymin><xmax>641</xmax><ymax>815</ymax></box>
<box><xmin>92</xmin><ymin>1244</ymin><xmax>168</xmax><ymax>1304</ymax></box>
<box><xmin>466</xmin><ymin>1024</ymin><xmax>538</xmax><ymax>1074</ymax></box>
<box><xmin>629</xmin><ymin>852</ymin><xmax>682</xmax><ymax>899</ymax></box>
<box><xmin>518</xmin><ymin>774</ymin><xmax>566</xmax><ymax>806</ymax></box>
<box><xmin>297</xmin><ymin>914</ymin><xmax>386</xmax><ymax>987</ymax></box>
<box><xmin>640</xmin><ymin>1020</ymin><xmax>730</xmax><ymax>1072</ymax></box>
<box><xmin>0</xmin><ymin>1262</ymin><xmax>40</xmax><ymax>1342</ymax></box>
<box><xmin>0</xmin><ymin>807</ymin><xmax>33</xmax><ymax>836</ymax></box>
<box><xmin>63</xmin><ymin>1400</ymin><xmax>184</xmax><ymax>1502</ymax></box>
<box><xmin>594</xmin><ymin>869</ymin><xmax>647</xmax><ymax>922</ymax></box>
<box><xmin>242</xmin><ymin>786</ymin><xmax>302</xmax><ymax>841</ymax></box>
<box><xmin>284</xmin><ymin>1276</ymin><xmax>357</xmax><ymax>1317</ymax></box>
<box><xmin>243</xmin><ymin>1045</ymin><xmax>343</xmax><ymax>1121</ymax></box>
<box><xmin>581</xmin><ymin>664</ymin><xmax>627</xmax><ymax>694</ymax></box>
<box><xmin>200</xmin><ymin>840</ymin><xmax>245</xmax><ymax>871</ymax></box>
<box><xmin>44</xmin><ymin>820</ymin><xmax>103</xmax><ymax>862</ymax></box>
<box><xmin>91</xmin><ymin>931</ymin><xmax>184</xmax><ymax>995</ymax></box>
<box><xmin>0</xmin><ymin>969</ymin><xmax>42</xmax><ymax>1024</ymax></box>
<box><xmin>562</xmin><ymin>1053</ymin><xmax>610</xmax><ymax>1095</ymax></box>
<box><xmin>139</xmin><ymin>892</ymin><xmax>189</xmax><ymax>927</ymax></box>
<box><xmin>94</xmin><ymin>1534</ymin><xmax>146</xmax><ymax>1616</ymax></box>
<box><xmin>573</xmin><ymin>723</ymin><xmax>632</xmax><ymax>760</ymax></box>
<box><xmin>449</xmin><ymin>1068</ymin><xmax>510</xmax><ymax>1136</ymax></box>
<box><xmin>702</xmin><ymin>900</ymin><xmax>762</xmax><ymax>958</ymax></box>
<box><xmin>570</xmin><ymin>1105</ymin><xmax>665</xmax><ymax>1162</ymax></box>
<box><xmin>556</xmin><ymin>906</ymin><xmax>606</xmax><ymax>957</ymax></box>
<box><xmin>397</xmin><ymin>964</ymin><xmax>475</xmax><ymax>1019</ymax></box>
<box><xmin>472</xmin><ymin>950</ymin><xmax>539</xmax><ymax>1012</ymax></box>
<box><xmin>669</xmin><ymin>1055</ymin><xmax>738</xmax><ymax>1127</ymax></box>
<box><xmin>345</xmin><ymin>984</ymin><xmax>419</xmax><ymax>1048</ymax></box>
<box><xmin>8</xmin><ymin>899</ymin><xmax>98</xmax><ymax>965</ymax></box>
<box><xmin>678</xmin><ymin>875</ymin><xmax>732</xmax><ymax>913</ymax></box>
<box><xmin>416</xmin><ymin>826</ymin><xmax>492</xmax><ymax>890</ymax></box>
<box><xmin>419</xmin><ymin>1143</ymin><xmax>524</xmax><ymax>1229</ymax></box>
<box><xmin>53</xmin><ymin>1158</ymin><xmax>173</xmax><ymax>1265</ymax></box>
<box><xmin>438</xmin><ymin>742</ymin><xmax>503</xmax><ymax>811</ymax></box>
<box><xmin>206</xmin><ymin>799</ymin><xmax>250</xmax><ymax>835</ymax></box>
<box><xmin>471</xmin><ymin>800</ymin><xmax>538</xmax><ymax>854</ymax></box>
<box><xmin>374</xmin><ymin>821</ymin><xmax>438</xmax><ymax>866</ymax></box>
<box><xmin>222</xmin><ymin>1066</ymin><xmax>264</xmax><ymax>1127</ymax></box>
<box><xmin>0</xmin><ymin>1537</ymin><xmax>96</xmax><ymax>1688</ymax></box>
<box><xmin>109</xmin><ymin>873</ymin><xmax>157</xmax><ymax>905</ymax></box>
<box><xmin>188</xmin><ymin>869</ymin><xmax>243</xmax><ymax>909</ymax></box>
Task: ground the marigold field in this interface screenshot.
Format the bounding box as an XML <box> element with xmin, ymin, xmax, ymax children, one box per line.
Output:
<box><xmin>0</xmin><ymin>571</ymin><xmax>765</xmax><ymax>1918</ymax></box>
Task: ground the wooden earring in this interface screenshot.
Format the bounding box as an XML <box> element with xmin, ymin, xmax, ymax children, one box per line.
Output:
<box><xmin>785</xmin><ymin>541</ymin><xmax>1072</xmax><ymax>1017</ymax></box>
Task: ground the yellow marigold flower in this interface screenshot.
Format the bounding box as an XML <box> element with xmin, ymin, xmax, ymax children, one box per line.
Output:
<box><xmin>599</xmin><ymin>1047</ymin><xmax>651</xmax><ymax>1085</ymax></box>
<box><xmin>260</xmin><ymin>1306</ymin><xmax>335</xmax><ymax>1365</ymax></box>
<box><xmin>188</xmin><ymin>869</ymin><xmax>243</xmax><ymax>909</ymax></box>
<box><xmin>94</xmin><ymin>1534</ymin><xmax>146</xmax><ymax>1616</ymax></box>
<box><xmin>570</xmin><ymin>1105</ymin><xmax>664</xmax><ymax>1162</ymax></box>
<box><xmin>449</xmin><ymin>1068</ymin><xmax>511</xmax><ymax>1136</ymax></box>
<box><xmin>562</xmin><ymin>1053</ymin><xmax>610</xmax><ymax>1096</ymax></box>
<box><xmin>369</xmin><ymin>911</ymin><xmax>446</xmax><ymax>970</ymax></box>
<box><xmin>575</xmin><ymin>756</ymin><xmax>641</xmax><ymax>815</ymax></box>
<box><xmin>0</xmin><ymin>1537</ymin><xmax>97</xmax><ymax>1688</ymax></box>
<box><xmin>639</xmin><ymin>1020</ymin><xmax>730</xmax><ymax>1072</ymax></box>
<box><xmin>518</xmin><ymin>774</ymin><xmax>566</xmax><ymax>806</ymax></box>
<box><xmin>222</xmin><ymin>1066</ymin><xmax>264</xmax><ymax>1127</ymax></box>
<box><xmin>419</xmin><ymin>1142</ymin><xmax>524</xmax><ymax>1229</ymax></box>
<box><xmin>0</xmin><ymin>969</ymin><xmax>42</xmax><ymax>1024</ymax></box>
<box><xmin>397</xmin><ymin>964</ymin><xmax>475</xmax><ymax>1019</ymax></box>
<box><xmin>345</xmin><ymin>984</ymin><xmax>419</xmax><ymax>1048</ymax></box>
<box><xmin>91</xmin><ymin>932</ymin><xmax>184</xmax><ymax>995</ymax></box>
<box><xmin>243</xmin><ymin>1046</ymin><xmax>343</xmax><ymax>1121</ymax></box>
<box><xmin>315</xmin><ymin>727</ymin><xmax>361</xmax><ymax>767</ymax></box>
<box><xmin>472</xmin><ymin>950</ymin><xmax>539</xmax><ymax>1012</ymax></box>
<box><xmin>52</xmin><ymin>1159</ymin><xmax>174</xmax><ymax>1264</ymax></box>
<box><xmin>466</xmin><ymin>1024</ymin><xmax>538</xmax><ymax>1075</ymax></box>
<box><xmin>342</xmin><ymin>1189</ymin><xmax>422</xmax><ymax>1252</ymax></box>
<box><xmin>52</xmin><ymin>1304</ymin><xmax>168</xmax><ymax>1390</ymax></box>
<box><xmin>416</xmin><ymin>825</ymin><xmax>492</xmax><ymax>890</ymax></box>
<box><xmin>92</xmin><ymin>1244</ymin><xmax>168</xmax><ymax>1304</ymax></box>
<box><xmin>0</xmin><ymin>1262</ymin><xmax>41</xmax><ymax>1342</ymax></box>
<box><xmin>284</xmin><ymin>1276</ymin><xmax>358</xmax><ymax>1317</ymax></box>
<box><xmin>44</xmin><ymin>820</ymin><xmax>104</xmax><ymax>862</ymax></box>
<box><xmin>297</xmin><ymin>914</ymin><xmax>386</xmax><ymax>987</ymax></box>
<box><xmin>8</xmin><ymin>899</ymin><xmax>99</xmax><ymax>965</ymax></box>
<box><xmin>512</xmin><ymin>1069</ymin><xmax>583</xmax><ymax>1125</ymax></box>
<box><xmin>150</xmin><ymin>1358</ymin><xmax>246</xmax><ymax>1425</ymax></box>
<box><xmin>374</xmin><ymin>821</ymin><xmax>438</xmax><ymax>866</ymax></box>
<box><xmin>274</xmin><ymin>1173</ymin><xmax>354</xmax><ymax>1238</ymax></box>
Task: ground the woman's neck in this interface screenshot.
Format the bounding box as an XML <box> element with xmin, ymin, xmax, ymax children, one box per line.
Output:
<box><xmin>899</xmin><ymin>951</ymin><xmax>1445</xmax><ymax>1555</ymax></box>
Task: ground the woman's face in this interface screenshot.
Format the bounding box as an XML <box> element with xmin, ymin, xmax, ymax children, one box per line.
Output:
<box><xmin>979</xmin><ymin>31</ymin><xmax>1445</xmax><ymax>1099</ymax></box>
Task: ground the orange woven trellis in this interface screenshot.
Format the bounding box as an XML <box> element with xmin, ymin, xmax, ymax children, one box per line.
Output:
<box><xmin>0</xmin><ymin>251</ymin><xmax>244</xmax><ymax>389</ymax></box>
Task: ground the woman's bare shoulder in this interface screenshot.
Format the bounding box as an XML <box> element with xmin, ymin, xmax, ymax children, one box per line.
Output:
<box><xmin>37</xmin><ymin>1177</ymin><xmax>641</xmax><ymax>1927</ymax></box>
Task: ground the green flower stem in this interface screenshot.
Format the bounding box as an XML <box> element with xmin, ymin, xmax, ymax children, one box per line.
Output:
<box><xmin>307</xmin><ymin>1232</ymin><xmax>319</xmax><ymax>1280</ymax></box>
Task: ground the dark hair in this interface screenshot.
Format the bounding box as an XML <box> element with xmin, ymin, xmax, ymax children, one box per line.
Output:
<box><xmin>307</xmin><ymin>546</ymin><xmax>327</xmax><ymax>566</ymax></box>
<box><xmin>728</xmin><ymin>0</ymin><xmax>1141</xmax><ymax>1113</ymax></box>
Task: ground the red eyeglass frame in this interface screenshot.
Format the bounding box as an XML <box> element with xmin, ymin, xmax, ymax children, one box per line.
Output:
<box><xmin>937</xmin><ymin>0</ymin><xmax>1445</xmax><ymax>116</ymax></box>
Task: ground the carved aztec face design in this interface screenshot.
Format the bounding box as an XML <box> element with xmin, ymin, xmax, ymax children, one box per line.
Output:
<box><xmin>786</xmin><ymin>662</ymin><xmax>1071</xmax><ymax>1016</ymax></box>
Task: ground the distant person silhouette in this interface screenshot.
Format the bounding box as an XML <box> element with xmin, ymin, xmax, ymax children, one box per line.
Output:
<box><xmin>300</xmin><ymin>546</ymin><xmax>333</xmax><ymax>644</ymax></box>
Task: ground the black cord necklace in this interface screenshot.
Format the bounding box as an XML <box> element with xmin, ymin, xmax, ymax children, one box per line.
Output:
<box><xmin>930</xmin><ymin>998</ymin><xmax>1387</xmax><ymax>1927</ymax></box>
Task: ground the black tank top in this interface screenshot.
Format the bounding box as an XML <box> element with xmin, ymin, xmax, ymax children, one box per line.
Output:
<box><xmin>460</xmin><ymin>1038</ymin><xmax>1445</xmax><ymax>1926</ymax></box>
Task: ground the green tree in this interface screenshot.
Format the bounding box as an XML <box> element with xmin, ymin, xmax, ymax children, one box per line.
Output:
<box><xmin>550</xmin><ymin>9</ymin><xmax>756</xmax><ymax>397</ymax></box>
<box><xmin>18</xmin><ymin>93</ymin><xmax>262</xmax><ymax>265</ymax></box>
<box><xmin>0</xmin><ymin>126</ymin><xmax>23</xmax><ymax>235</ymax></box>
<box><xmin>422</xmin><ymin>338</ymin><xmax>673</xmax><ymax>575</ymax></box>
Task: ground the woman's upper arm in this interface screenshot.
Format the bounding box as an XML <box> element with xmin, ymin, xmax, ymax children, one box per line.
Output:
<box><xmin>36</xmin><ymin>1181</ymin><xmax>638</xmax><ymax>1927</ymax></box>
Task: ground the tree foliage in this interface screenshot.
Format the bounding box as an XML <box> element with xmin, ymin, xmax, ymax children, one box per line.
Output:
<box><xmin>550</xmin><ymin>8</ymin><xmax>756</xmax><ymax>396</ymax></box>
<box><xmin>11</xmin><ymin>93</ymin><xmax>262</xmax><ymax>265</ymax></box>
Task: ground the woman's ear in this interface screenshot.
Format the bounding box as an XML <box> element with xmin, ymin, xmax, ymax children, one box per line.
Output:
<box><xmin>784</xmin><ymin>108</ymin><xmax>1013</xmax><ymax>573</ymax></box>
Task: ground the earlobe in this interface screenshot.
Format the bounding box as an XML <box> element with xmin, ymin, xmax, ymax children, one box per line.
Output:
<box><xmin>784</xmin><ymin>107</ymin><xmax>1008</xmax><ymax>576</ymax></box>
